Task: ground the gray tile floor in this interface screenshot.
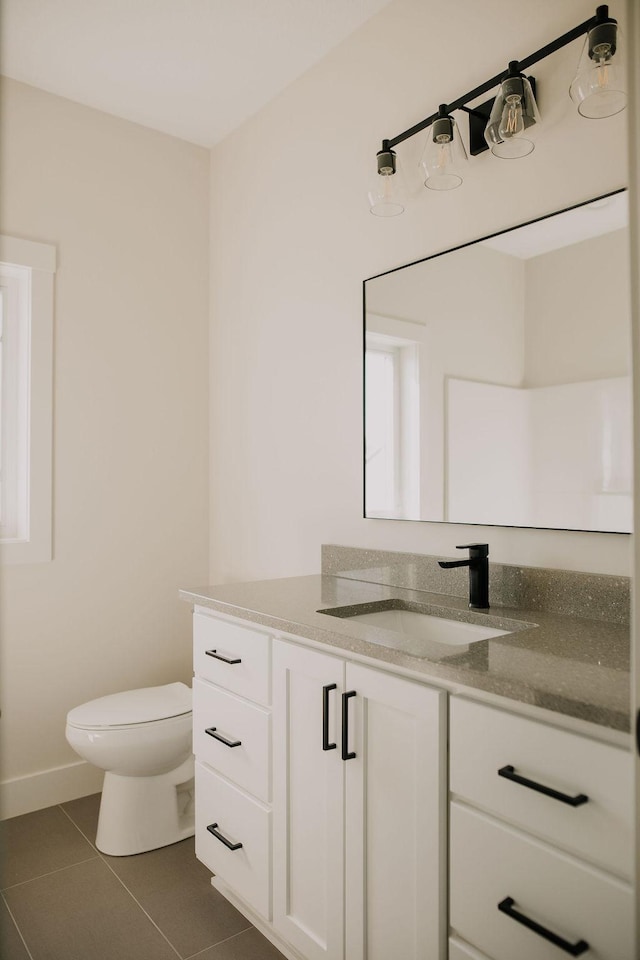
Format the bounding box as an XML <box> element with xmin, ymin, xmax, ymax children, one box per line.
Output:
<box><xmin>0</xmin><ymin>794</ymin><xmax>285</xmax><ymax>960</ymax></box>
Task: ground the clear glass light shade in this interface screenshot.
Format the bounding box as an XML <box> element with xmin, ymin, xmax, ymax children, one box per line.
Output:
<box><xmin>569</xmin><ymin>25</ymin><xmax>626</xmax><ymax>119</ymax></box>
<box><xmin>485</xmin><ymin>74</ymin><xmax>540</xmax><ymax>159</ymax></box>
<box><xmin>420</xmin><ymin>116</ymin><xmax>467</xmax><ymax>190</ymax></box>
<box><xmin>368</xmin><ymin>151</ymin><xmax>406</xmax><ymax>217</ymax></box>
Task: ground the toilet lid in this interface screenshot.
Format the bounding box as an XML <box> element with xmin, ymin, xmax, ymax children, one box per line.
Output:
<box><xmin>66</xmin><ymin>682</ymin><xmax>192</xmax><ymax>729</ymax></box>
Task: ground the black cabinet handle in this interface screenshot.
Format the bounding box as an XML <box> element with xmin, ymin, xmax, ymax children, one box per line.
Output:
<box><xmin>498</xmin><ymin>765</ymin><xmax>588</xmax><ymax>807</ymax></box>
<box><xmin>205</xmin><ymin>726</ymin><xmax>242</xmax><ymax>748</ymax></box>
<box><xmin>342</xmin><ymin>690</ymin><xmax>356</xmax><ymax>761</ymax></box>
<box><xmin>498</xmin><ymin>897</ymin><xmax>589</xmax><ymax>956</ymax></box>
<box><xmin>322</xmin><ymin>683</ymin><xmax>337</xmax><ymax>751</ymax></box>
<box><xmin>206</xmin><ymin>822</ymin><xmax>243</xmax><ymax>851</ymax></box>
<box><xmin>205</xmin><ymin>649</ymin><xmax>242</xmax><ymax>665</ymax></box>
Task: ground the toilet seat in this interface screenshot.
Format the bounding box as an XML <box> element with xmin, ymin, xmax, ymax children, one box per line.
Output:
<box><xmin>66</xmin><ymin>682</ymin><xmax>192</xmax><ymax>730</ymax></box>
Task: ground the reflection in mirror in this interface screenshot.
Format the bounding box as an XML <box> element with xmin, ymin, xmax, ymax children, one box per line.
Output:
<box><xmin>364</xmin><ymin>191</ymin><xmax>632</xmax><ymax>533</ymax></box>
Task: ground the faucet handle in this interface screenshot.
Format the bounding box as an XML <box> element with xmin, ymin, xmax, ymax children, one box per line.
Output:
<box><xmin>455</xmin><ymin>543</ymin><xmax>489</xmax><ymax>558</ymax></box>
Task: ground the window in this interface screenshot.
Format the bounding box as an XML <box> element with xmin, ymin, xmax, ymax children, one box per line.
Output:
<box><xmin>365</xmin><ymin>330</ymin><xmax>420</xmax><ymax>518</ymax></box>
<box><xmin>365</xmin><ymin>342</ymin><xmax>399</xmax><ymax>514</ymax></box>
<box><xmin>0</xmin><ymin>236</ymin><xmax>55</xmax><ymax>563</ymax></box>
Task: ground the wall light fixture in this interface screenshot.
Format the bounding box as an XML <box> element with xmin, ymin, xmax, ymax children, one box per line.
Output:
<box><xmin>484</xmin><ymin>63</ymin><xmax>541</xmax><ymax>159</ymax></box>
<box><xmin>420</xmin><ymin>105</ymin><xmax>468</xmax><ymax>190</ymax></box>
<box><xmin>570</xmin><ymin>14</ymin><xmax>626</xmax><ymax>117</ymax></box>
<box><xmin>369</xmin><ymin>4</ymin><xmax>624</xmax><ymax>216</ymax></box>
<box><xmin>368</xmin><ymin>142</ymin><xmax>407</xmax><ymax>216</ymax></box>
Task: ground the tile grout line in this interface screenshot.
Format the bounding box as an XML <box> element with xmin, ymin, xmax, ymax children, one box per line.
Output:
<box><xmin>58</xmin><ymin>803</ymin><xmax>256</xmax><ymax>958</ymax></box>
<box><xmin>182</xmin><ymin>925</ymin><xmax>254</xmax><ymax>960</ymax></box>
<box><xmin>1</xmin><ymin>890</ymin><xmax>36</xmax><ymax>960</ymax></box>
<box><xmin>58</xmin><ymin>805</ymin><xmax>183</xmax><ymax>959</ymax></box>
<box><xmin>1</xmin><ymin>855</ymin><xmax>100</xmax><ymax>891</ymax></box>
<box><xmin>58</xmin><ymin>803</ymin><xmax>99</xmax><ymax>852</ymax></box>
<box><xmin>2</xmin><ymin>802</ymin><xmax>101</xmax><ymax>891</ymax></box>
<box><xmin>97</xmin><ymin>853</ymin><xmax>184</xmax><ymax>958</ymax></box>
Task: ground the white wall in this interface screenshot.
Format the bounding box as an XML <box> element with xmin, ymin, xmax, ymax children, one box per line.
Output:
<box><xmin>209</xmin><ymin>0</ymin><xmax>630</xmax><ymax>581</ymax></box>
<box><xmin>0</xmin><ymin>79</ymin><xmax>210</xmax><ymax>815</ymax></box>
<box><xmin>525</xmin><ymin>229</ymin><xmax>630</xmax><ymax>386</ymax></box>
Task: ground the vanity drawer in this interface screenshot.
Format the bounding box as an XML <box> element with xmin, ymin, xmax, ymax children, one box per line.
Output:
<box><xmin>450</xmin><ymin>802</ymin><xmax>634</xmax><ymax>960</ymax></box>
<box><xmin>193</xmin><ymin>677</ymin><xmax>270</xmax><ymax>802</ymax></box>
<box><xmin>450</xmin><ymin>697</ymin><xmax>633</xmax><ymax>878</ymax></box>
<box><xmin>193</xmin><ymin>610</ymin><xmax>271</xmax><ymax>706</ymax></box>
<box><xmin>195</xmin><ymin>761</ymin><xmax>271</xmax><ymax>920</ymax></box>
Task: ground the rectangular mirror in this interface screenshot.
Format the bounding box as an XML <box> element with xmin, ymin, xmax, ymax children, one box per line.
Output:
<box><xmin>364</xmin><ymin>191</ymin><xmax>631</xmax><ymax>533</ymax></box>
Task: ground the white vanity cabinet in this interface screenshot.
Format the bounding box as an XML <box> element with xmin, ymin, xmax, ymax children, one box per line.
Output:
<box><xmin>190</xmin><ymin>605</ymin><xmax>633</xmax><ymax>960</ymax></box>
<box><xmin>449</xmin><ymin>697</ymin><xmax>635</xmax><ymax>960</ymax></box>
<box><xmin>272</xmin><ymin>638</ymin><xmax>446</xmax><ymax>960</ymax></box>
<box><xmin>192</xmin><ymin>608</ymin><xmax>273</xmax><ymax>921</ymax></box>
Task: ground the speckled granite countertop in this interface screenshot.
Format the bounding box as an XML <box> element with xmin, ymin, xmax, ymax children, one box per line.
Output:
<box><xmin>180</xmin><ymin>573</ymin><xmax>630</xmax><ymax>734</ymax></box>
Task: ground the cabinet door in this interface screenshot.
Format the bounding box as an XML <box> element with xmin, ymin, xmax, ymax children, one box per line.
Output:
<box><xmin>344</xmin><ymin>663</ymin><xmax>446</xmax><ymax>960</ymax></box>
<box><xmin>272</xmin><ymin>639</ymin><xmax>345</xmax><ymax>960</ymax></box>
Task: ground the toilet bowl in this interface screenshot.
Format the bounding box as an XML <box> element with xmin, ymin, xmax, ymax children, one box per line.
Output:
<box><xmin>65</xmin><ymin>682</ymin><xmax>194</xmax><ymax>856</ymax></box>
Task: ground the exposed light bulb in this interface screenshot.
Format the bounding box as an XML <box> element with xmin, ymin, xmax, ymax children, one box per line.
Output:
<box><xmin>368</xmin><ymin>172</ymin><xmax>404</xmax><ymax>216</ymax></box>
<box><xmin>435</xmin><ymin>134</ymin><xmax>453</xmax><ymax>172</ymax></box>
<box><xmin>380</xmin><ymin>173</ymin><xmax>395</xmax><ymax>202</ymax></box>
<box><xmin>484</xmin><ymin>66</ymin><xmax>540</xmax><ymax>159</ymax></box>
<box><xmin>594</xmin><ymin>40</ymin><xmax>612</xmax><ymax>85</ymax></box>
<box><xmin>499</xmin><ymin>94</ymin><xmax>525</xmax><ymax>139</ymax></box>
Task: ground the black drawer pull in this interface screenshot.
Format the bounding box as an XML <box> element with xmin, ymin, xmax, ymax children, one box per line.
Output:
<box><xmin>323</xmin><ymin>683</ymin><xmax>337</xmax><ymax>751</ymax></box>
<box><xmin>206</xmin><ymin>822</ymin><xmax>243</xmax><ymax>851</ymax></box>
<box><xmin>498</xmin><ymin>765</ymin><xmax>588</xmax><ymax>807</ymax></box>
<box><xmin>498</xmin><ymin>897</ymin><xmax>589</xmax><ymax>956</ymax></box>
<box><xmin>205</xmin><ymin>726</ymin><xmax>242</xmax><ymax>748</ymax></box>
<box><xmin>205</xmin><ymin>648</ymin><xmax>242</xmax><ymax>665</ymax></box>
<box><xmin>342</xmin><ymin>690</ymin><xmax>356</xmax><ymax>761</ymax></box>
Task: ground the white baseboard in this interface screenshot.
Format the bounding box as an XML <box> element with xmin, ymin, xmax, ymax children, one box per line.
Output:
<box><xmin>0</xmin><ymin>760</ymin><xmax>104</xmax><ymax>820</ymax></box>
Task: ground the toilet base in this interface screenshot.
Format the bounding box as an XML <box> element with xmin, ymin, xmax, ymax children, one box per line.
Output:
<box><xmin>95</xmin><ymin>756</ymin><xmax>195</xmax><ymax>856</ymax></box>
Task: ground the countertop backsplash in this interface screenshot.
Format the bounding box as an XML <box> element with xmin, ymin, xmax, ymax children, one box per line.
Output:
<box><xmin>321</xmin><ymin>544</ymin><xmax>630</xmax><ymax>626</ymax></box>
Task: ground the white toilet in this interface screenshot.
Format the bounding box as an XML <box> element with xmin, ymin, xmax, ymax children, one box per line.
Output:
<box><xmin>65</xmin><ymin>682</ymin><xmax>194</xmax><ymax>856</ymax></box>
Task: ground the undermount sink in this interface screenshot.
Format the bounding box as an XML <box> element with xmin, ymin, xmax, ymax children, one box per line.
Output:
<box><xmin>338</xmin><ymin>607</ymin><xmax>509</xmax><ymax>645</ymax></box>
<box><xmin>317</xmin><ymin>600</ymin><xmax>532</xmax><ymax>659</ymax></box>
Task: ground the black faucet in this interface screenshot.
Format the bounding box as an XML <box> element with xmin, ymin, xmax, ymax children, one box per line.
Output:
<box><xmin>438</xmin><ymin>543</ymin><xmax>490</xmax><ymax>609</ymax></box>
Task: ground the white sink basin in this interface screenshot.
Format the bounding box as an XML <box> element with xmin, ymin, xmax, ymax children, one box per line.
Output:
<box><xmin>343</xmin><ymin>608</ymin><xmax>509</xmax><ymax>646</ymax></box>
<box><xmin>317</xmin><ymin>601</ymin><xmax>534</xmax><ymax>660</ymax></box>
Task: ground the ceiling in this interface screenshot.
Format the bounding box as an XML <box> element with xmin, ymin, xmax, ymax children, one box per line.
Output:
<box><xmin>1</xmin><ymin>0</ymin><xmax>391</xmax><ymax>147</ymax></box>
<box><xmin>482</xmin><ymin>191</ymin><xmax>628</xmax><ymax>260</ymax></box>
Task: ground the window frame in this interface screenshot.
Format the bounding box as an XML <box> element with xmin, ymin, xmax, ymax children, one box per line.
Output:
<box><xmin>0</xmin><ymin>235</ymin><xmax>55</xmax><ymax>564</ymax></box>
